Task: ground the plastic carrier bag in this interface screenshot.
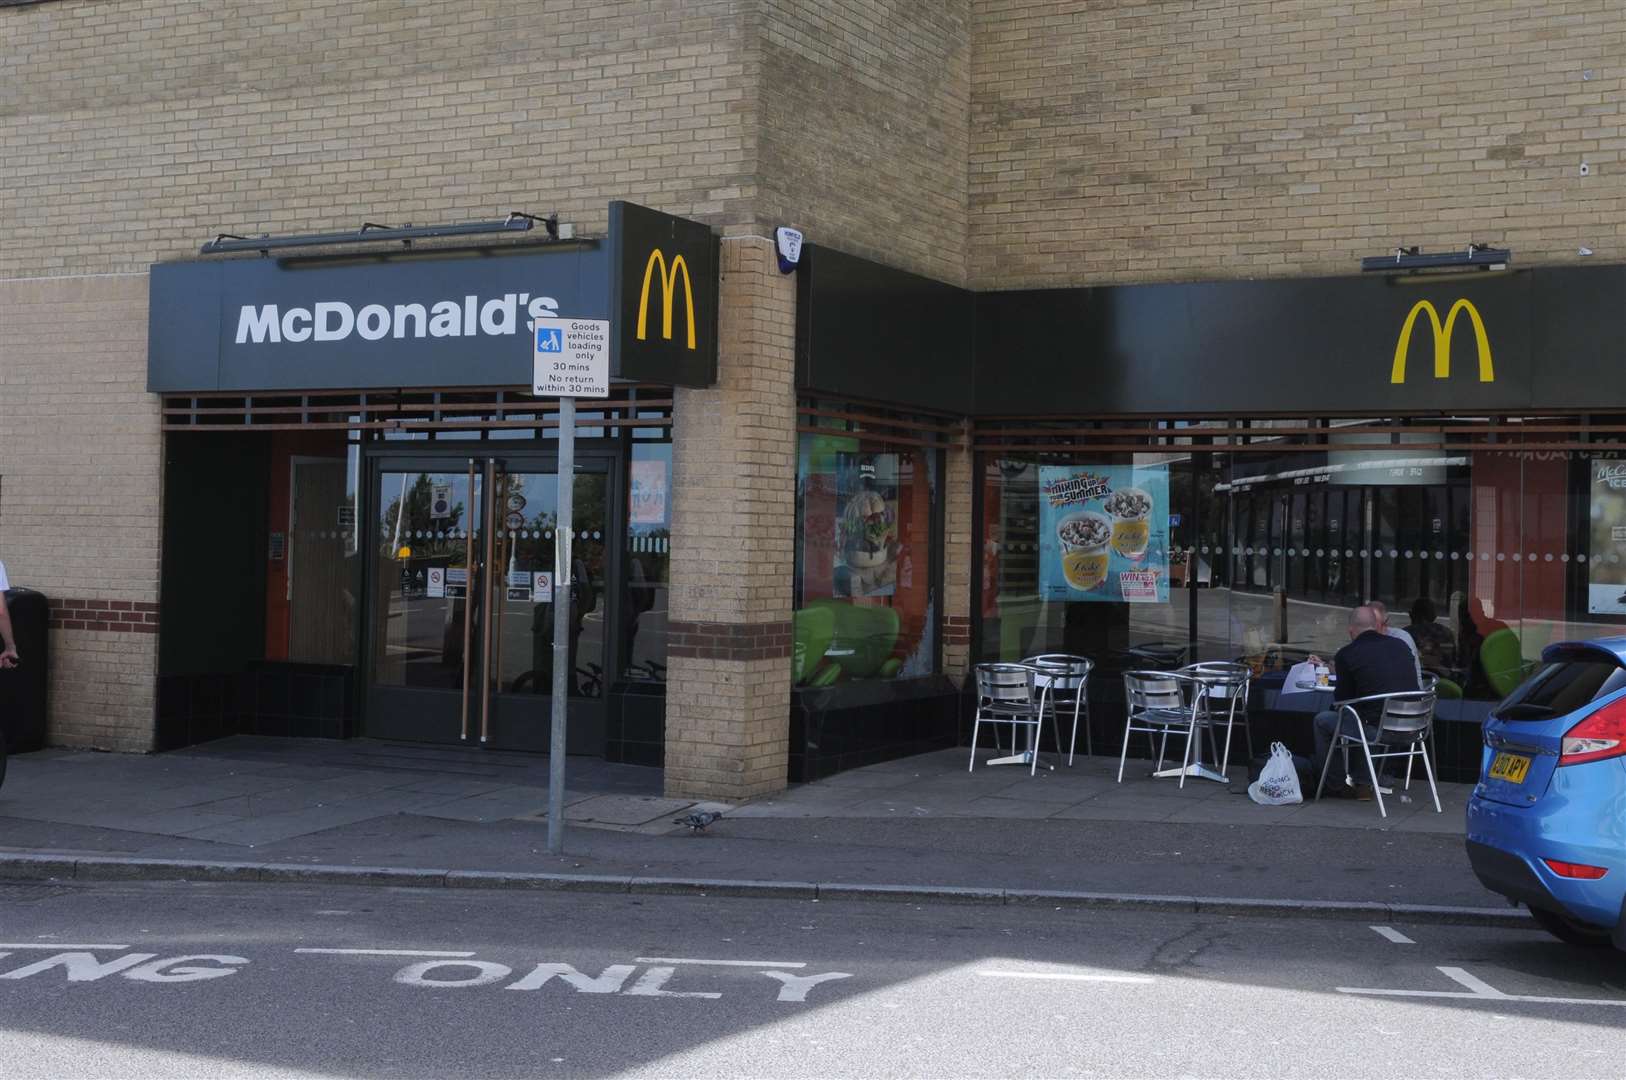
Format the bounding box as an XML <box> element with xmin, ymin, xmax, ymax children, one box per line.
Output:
<box><xmin>1247</xmin><ymin>741</ymin><xmax>1303</xmax><ymax>806</ymax></box>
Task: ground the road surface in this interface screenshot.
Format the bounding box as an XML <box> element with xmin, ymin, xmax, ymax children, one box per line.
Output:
<box><xmin>0</xmin><ymin>879</ymin><xmax>1622</xmax><ymax>1077</ymax></box>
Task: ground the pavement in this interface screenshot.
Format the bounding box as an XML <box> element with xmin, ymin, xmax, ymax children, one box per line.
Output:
<box><xmin>0</xmin><ymin>879</ymin><xmax>1620</xmax><ymax>1079</ymax></box>
<box><xmin>0</xmin><ymin>735</ymin><xmax>1512</xmax><ymax>923</ymax></box>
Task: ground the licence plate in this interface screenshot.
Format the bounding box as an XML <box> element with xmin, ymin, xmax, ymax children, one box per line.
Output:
<box><xmin>1489</xmin><ymin>752</ymin><xmax>1532</xmax><ymax>784</ymax></box>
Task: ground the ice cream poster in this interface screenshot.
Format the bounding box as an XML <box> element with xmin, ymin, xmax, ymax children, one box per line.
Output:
<box><xmin>834</xmin><ymin>453</ymin><xmax>899</xmax><ymax>598</ymax></box>
<box><xmin>1037</xmin><ymin>465</ymin><xmax>1169</xmax><ymax>603</ymax></box>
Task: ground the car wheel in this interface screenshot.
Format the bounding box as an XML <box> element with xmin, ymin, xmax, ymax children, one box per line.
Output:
<box><xmin>1529</xmin><ymin>905</ymin><xmax>1614</xmax><ymax>947</ymax></box>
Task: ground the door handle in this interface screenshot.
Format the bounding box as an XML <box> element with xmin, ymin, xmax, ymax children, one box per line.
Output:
<box><xmin>460</xmin><ymin>458</ymin><xmax>477</xmax><ymax>741</ymax></box>
<box><xmin>479</xmin><ymin>460</ymin><xmax>501</xmax><ymax>744</ymax></box>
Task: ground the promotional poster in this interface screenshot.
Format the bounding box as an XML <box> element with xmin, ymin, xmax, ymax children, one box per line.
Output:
<box><xmin>1037</xmin><ymin>464</ymin><xmax>1170</xmax><ymax>603</ymax></box>
<box><xmin>834</xmin><ymin>453</ymin><xmax>899</xmax><ymax>598</ymax></box>
<box><xmin>1588</xmin><ymin>460</ymin><xmax>1626</xmax><ymax>615</ymax></box>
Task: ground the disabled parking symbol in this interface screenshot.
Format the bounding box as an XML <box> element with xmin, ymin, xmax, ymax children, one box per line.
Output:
<box><xmin>536</xmin><ymin>326</ymin><xmax>563</xmax><ymax>353</ymax></box>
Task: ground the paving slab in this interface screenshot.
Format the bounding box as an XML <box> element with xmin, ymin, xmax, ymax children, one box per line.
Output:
<box><xmin>560</xmin><ymin>794</ymin><xmax>695</xmax><ymax>827</ymax></box>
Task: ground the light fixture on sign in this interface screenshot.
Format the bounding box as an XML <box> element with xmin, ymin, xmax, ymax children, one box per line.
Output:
<box><xmin>199</xmin><ymin>212</ymin><xmax>567</xmax><ymax>256</ymax></box>
<box><xmin>775</xmin><ymin>226</ymin><xmax>804</xmax><ymax>274</ymax></box>
<box><xmin>1360</xmin><ymin>242</ymin><xmax>1510</xmax><ymax>273</ymax></box>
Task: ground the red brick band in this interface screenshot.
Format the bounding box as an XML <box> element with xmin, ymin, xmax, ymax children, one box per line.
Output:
<box><xmin>944</xmin><ymin>615</ymin><xmax>971</xmax><ymax>647</ymax></box>
<box><xmin>667</xmin><ymin>619</ymin><xmax>792</xmax><ymax>662</ymax></box>
<box><xmin>47</xmin><ymin>599</ymin><xmax>160</xmax><ymax>634</ymax></box>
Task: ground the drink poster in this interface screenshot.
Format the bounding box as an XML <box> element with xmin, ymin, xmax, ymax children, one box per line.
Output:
<box><xmin>834</xmin><ymin>453</ymin><xmax>899</xmax><ymax>598</ymax></box>
<box><xmin>1037</xmin><ymin>464</ymin><xmax>1170</xmax><ymax>603</ymax></box>
<box><xmin>1588</xmin><ymin>460</ymin><xmax>1626</xmax><ymax>615</ymax></box>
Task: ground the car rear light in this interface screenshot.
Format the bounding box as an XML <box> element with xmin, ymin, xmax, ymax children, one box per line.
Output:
<box><xmin>1559</xmin><ymin>698</ymin><xmax>1626</xmax><ymax>767</ymax></box>
<box><xmin>1542</xmin><ymin>858</ymin><xmax>1610</xmax><ymax>880</ymax></box>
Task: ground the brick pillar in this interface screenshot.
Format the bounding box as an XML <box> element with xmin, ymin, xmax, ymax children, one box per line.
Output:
<box><xmin>0</xmin><ymin>274</ymin><xmax>161</xmax><ymax>752</ymax></box>
<box><xmin>942</xmin><ymin>439</ymin><xmax>974</xmax><ymax>680</ymax></box>
<box><xmin>663</xmin><ymin>236</ymin><xmax>797</xmax><ymax>802</ymax></box>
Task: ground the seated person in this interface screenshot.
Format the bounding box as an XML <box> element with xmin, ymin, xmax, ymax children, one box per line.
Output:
<box><xmin>1307</xmin><ymin>604</ymin><xmax>1420</xmax><ymax>798</ymax></box>
<box><xmin>1406</xmin><ymin>596</ymin><xmax>1456</xmax><ymax>673</ymax></box>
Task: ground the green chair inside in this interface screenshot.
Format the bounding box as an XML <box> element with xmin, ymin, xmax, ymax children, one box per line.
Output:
<box><xmin>1480</xmin><ymin>627</ymin><xmax>1529</xmax><ymax>698</ymax></box>
<box><xmin>793</xmin><ymin>601</ymin><xmax>903</xmax><ymax>685</ymax></box>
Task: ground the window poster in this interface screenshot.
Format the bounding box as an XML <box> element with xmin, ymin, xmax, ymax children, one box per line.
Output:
<box><xmin>629</xmin><ymin>458</ymin><xmax>669</xmax><ymax>526</ymax></box>
<box><xmin>1587</xmin><ymin>460</ymin><xmax>1626</xmax><ymax>615</ymax></box>
<box><xmin>834</xmin><ymin>453</ymin><xmax>899</xmax><ymax>598</ymax></box>
<box><xmin>1037</xmin><ymin>464</ymin><xmax>1170</xmax><ymax>603</ymax></box>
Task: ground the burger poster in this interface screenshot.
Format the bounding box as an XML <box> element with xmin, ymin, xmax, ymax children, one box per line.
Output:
<box><xmin>1037</xmin><ymin>464</ymin><xmax>1170</xmax><ymax>603</ymax></box>
<box><xmin>833</xmin><ymin>454</ymin><xmax>900</xmax><ymax>598</ymax></box>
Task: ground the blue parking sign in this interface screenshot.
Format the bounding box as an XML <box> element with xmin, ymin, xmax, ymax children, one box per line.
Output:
<box><xmin>536</xmin><ymin>326</ymin><xmax>563</xmax><ymax>352</ymax></box>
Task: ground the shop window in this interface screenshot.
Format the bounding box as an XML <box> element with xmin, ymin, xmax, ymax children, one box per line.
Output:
<box><xmin>980</xmin><ymin>454</ymin><xmax>1192</xmax><ymax>670</ymax></box>
<box><xmin>976</xmin><ymin>422</ymin><xmax>1626</xmax><ymax>717</ymax></box>
<box><xmin>794</xmin><ymin>434</ymin><xmax>939</xmax><ymax>687</ymax></box>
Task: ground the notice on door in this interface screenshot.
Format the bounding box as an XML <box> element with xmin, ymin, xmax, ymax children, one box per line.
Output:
<box><xmin>533</xmin><ymin>318</ymin><xmax>610</xmax><ymax>398</ymax></box>
<box><xmin>445</xmin><ymin>567</ymin><xmax>468</xmax><ymax>599</ymax></box>
<box><xmin>506</xmin><ymin>569</ymin><xmax>532</xmax><ymax>602</ymax></box>
<box><xmin>426</xmin><ymin>567</ymin><xmax>446</xmax><ymax>599</ymax></box>
<box><xmin>533</xmin><ymin>571</ymin><xmax>554</xmax><ymax>603</ymax></box>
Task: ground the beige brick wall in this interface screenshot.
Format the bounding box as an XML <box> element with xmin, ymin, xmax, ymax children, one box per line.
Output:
<box><xmin>2</xmin><ymin>0</ymin><xmax>973</xmax><ymax>285</ymax></box>
<box><xmin>665</xmin><ymin>236</ymin><xmax>797</xmax><ymax>800</ymax></box>
<box><xmin>0</xmin><ymin>275</ymin><xmax>160</xmax><ymax>751</ymax></box>
<box><xmin>970</xmin><ymin>0</ymin><xmax>1626</xmax><ymax>286</ymax></box>
<box><xmin>1</xmin><ymin>0</ymin><xmax>758</xmax><ymax>277</ymax></box>
<box><xmin>757</xmin><ymin>1</ymin><xmax>973</xmax><ymax>284</ymax></box>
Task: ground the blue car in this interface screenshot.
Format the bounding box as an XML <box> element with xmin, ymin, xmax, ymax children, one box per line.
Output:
<box><xmin>1467</xmin><ymin>637</ymin><xmax>1626</xmax><ymax>948</ymax></box>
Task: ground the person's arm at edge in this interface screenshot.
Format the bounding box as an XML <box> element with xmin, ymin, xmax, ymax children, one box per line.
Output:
<box><xmin>0</xmin><ymin>592</ymin><xmax>17</xmax><ymax>667</ymax></box>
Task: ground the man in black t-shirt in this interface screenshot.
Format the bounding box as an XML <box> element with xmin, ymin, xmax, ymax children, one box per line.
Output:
<box><xmin>1309</xmin><ymin>604</ymin><xmax>1419</xmax><ymax>797</ymax></box>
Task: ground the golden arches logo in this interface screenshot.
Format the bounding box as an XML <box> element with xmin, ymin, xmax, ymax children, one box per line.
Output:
<box><xmin>1390</xmin><ymin>299</ymin><xmax>1494</xmax><ymax>384</ymax></box>
<box><xmin>636</xmin><ymin>248</ymin><xmax>697</xmax><ymax>350</ymax></box>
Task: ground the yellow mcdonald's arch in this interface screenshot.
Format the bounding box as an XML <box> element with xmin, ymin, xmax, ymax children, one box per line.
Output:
<box><xmin>636</xmin><ymin>248</ymin><xmax>697</xmax><ymax>350</ymax></box>
<box><xmin>1390</xmin><ymin>299</ymin><xmax>1494</xmax><ymax>384</ymax></box>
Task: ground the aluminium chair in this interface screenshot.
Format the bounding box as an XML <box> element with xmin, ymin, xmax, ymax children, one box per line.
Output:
<box><xmin>1024</xmin><ymin>654</ymin><xmax>1094</xmax><ymax>764</ymax></box>
<box><xmin>1181</xmin><ymin>661</ymin><xmax>1253</xmax><ymax>778</ymax></box>
<box><xmin>969</xmin><ymin>663</ymin><xmax>1049</xmax><ymax>776</ymax></box>
<box><xmin>1118</xmin><ymin>670</ymin><xmax>1209</xmax><ymax>787</ymax></box>
<box><xmin>1314</xmin><ymin>690</ymin><xmax>1440</xmax><ymax>818</ymax></box>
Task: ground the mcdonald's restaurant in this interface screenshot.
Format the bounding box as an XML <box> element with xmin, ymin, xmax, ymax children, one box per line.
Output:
<box><xmin>34</xmin><ymin>205</ymin><xmax>1626</xmax><ymax>801</ymax></box>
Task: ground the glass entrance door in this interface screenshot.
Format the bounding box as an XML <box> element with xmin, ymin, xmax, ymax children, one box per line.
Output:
<box><xmin>364</xmin><ymin>454</ymin><xmax>612</xmax><ymax>754</ymax></box>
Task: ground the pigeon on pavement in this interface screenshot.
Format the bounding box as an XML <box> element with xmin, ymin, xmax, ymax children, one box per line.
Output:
<box><xmin>673</xmin><ymin>809</ymin><xmax>722</xmax><ymax>833</ymax></box>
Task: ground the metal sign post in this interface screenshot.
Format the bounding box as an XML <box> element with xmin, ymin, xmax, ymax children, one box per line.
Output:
<box><xmin>533</xmin><ymin>316</ymin><xmax>610</xmax><ymax>855</ymax></box>
<box><xmin>548</xmin><ymin>395</ymin><xmax>574</xmax><ymax>855</ymax></box>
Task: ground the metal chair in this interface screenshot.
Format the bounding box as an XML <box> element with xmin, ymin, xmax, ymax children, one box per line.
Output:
<box><xmin>1024</xmin><ymin>654</ymin><xmax>1093</xmax><ymax>764</ymax></box>
<box><xmin>1181</xmin><ymin>661</ymin><xmax>1252</xmax><ymax>778</ymax></box>
<box><xmin>1314</xmin><ymin>690</ymin><xmax>1441</xmax><ymax>818</ymax></box>
<box><xmin>970</xmin><ymin>663</ymin><xmax>1048</xmax><ymax>775</ymax></box>
<box><xmin>1118</xmin><ymin>670</ymin><xmax>1209</xmax><ymax>787</ymax></box>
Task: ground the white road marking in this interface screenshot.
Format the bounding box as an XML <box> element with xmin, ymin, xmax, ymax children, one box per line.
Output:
<box><xmin>505</xmin><ymin>964</ymin><xmax>635</xmax><ymax>993</ymax></box>
<box><xmin>0</xmin><ymin>943</ymin><xmax>128</xmax><ymax>950</ymax></box>
<box><xmin>296</xmin><ymin>948</ymin><xmax>476</xmax><ymax>958</ymax></box>
<box><xmin>634</xmin><ymin>956</ymin><xmax>807</xmax><ymax>968</ymax></box>
<box><xmin>1369</xmin><ymin>926</ymin><xmax>1415</xmax><ymax>944</ymax></box>
<box><xmin>978</xmin><ymin>970</ymin><xmax>1155</xmax><ymax>985</ymax></box>
<box><xmin>395</xmin><ymin>960</ymin><xmax>511</xmax><ymax>988</ymax></box>
<box><xmin>1439</xmin><ymin>966</ymin><xmax>1505</xmax><ymax>996</ymax></box>
<box><xmin>761</xmin><ymin>970</ymin><xmax>853</xmax><ymax>1002</ymax></box>
<box><xmin>624</xmin><ymin>966</ymin><xmax>721</xmax><ymax>999</ymax></box>
<box><xmin>1339</xmin><ymin>965</ymin><xmax>1626</xmax><ymax>1007</ymax></box>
